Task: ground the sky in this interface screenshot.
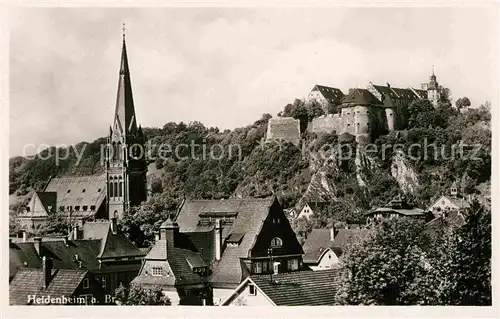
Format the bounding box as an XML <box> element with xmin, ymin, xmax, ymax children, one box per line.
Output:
<box><xmin>9</xmin><ymin>6</ymin><xmax>498</xmax><ymax>156</ymax></box>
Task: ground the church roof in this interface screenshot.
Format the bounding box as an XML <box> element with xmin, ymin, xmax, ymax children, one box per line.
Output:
<box><xmin>341</xmin><ymin>88</ymin><xmax>382</xmax><ymax>107</ymax></box>
<box><xmin>44</xmin><ymin>174</ymin><xmax>107</xmax><ymax>212</ymax></box>
<box><xmin>113</xmin><ymin>37</ymin><xmax>138</xmax><ymax>137</ymax></box>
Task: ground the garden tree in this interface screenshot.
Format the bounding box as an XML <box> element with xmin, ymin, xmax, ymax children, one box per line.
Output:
<box><xmin>35</xmin><ymin>213</ymin><xmax>71</xmax><ymax>237</ymax></box>
<box><xmin>455</xmin><ymin>97</ymin><xmax>471</xmax><ymax>110</ymax></box>
<box><xmin>150</xmin><ymin>175</ymin><xmax>163</xmax><ymax>194</ymax></box>
<box><xmin>466</xmin><ymin>102</ymin><xmax>491</xmax><ymax>122</ymax></box>
<box><xmin>335</xmin><ymin>218</ymin><xmax>434</xmax><ymax>305</ymax></box>
<box><xmin>306</xmin><ymin>101</ymin><xmax>325</xmax><ymax>120</ymax></box>
<box><xmin>9</xmin><ymin>214</ymin><xmax>22</xmax><ymax>236</ymax></box>
<box><xmin>115</xmin><ymin>283</ymin><xmax>171</xmax><ymax>305</ymax></box>
<box><xmin>439</xmin><ymin>203</ymin><xmax>491</xmax><ymax>305</ymax></box>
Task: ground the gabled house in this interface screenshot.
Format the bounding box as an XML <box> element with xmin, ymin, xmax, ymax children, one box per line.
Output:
<box><xmin>306</xmin><ymin>85</ymin><xmax>345</xmax><ymax>112</ymax></box>
<box><xmin>428</xmin><ymin>182</ymin><xmax>471</xmax><ymax>218</ymax></box>
<box><xmin>174</xmin><ymin>196</ymin><xmax>304</xmax><ymax>305</ymax></box>
<box><xmin>10</xmin><ymin>256</ymin><xmax>106</xmax><ymax>305</ymax></box>
<box><xmin>132</xmin><ymin>218</ymin><xmax>212</xmax><ymax>306</ymax></box>
<box><xmin>220</xmin><ymin>269</ymin><xmax>343</xmax><ymax>306</ymax></box>
<box><xmin>9</xmin><ymin>218</ymin><xmax>145</xmax><ymax>296</ymax></box>
<box><xmin>302</xmin><ymin>228</ymin><xmax>341</xmax><ymax>270</ymax></box>
<box><xmin>17</xmin><ymin>191</ymin><xmax>57</xmax><ymax>231</ymax></box>
<box><xmin>296</xmin><ymin>201</ymin><xmax>327</xmax><ymax>220</ymax></box>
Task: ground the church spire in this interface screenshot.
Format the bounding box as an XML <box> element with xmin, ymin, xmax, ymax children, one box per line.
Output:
<box><xmin>112</xmin><ymin>25</ymin><xmax>137</xmax><ymax>140</ymax></box>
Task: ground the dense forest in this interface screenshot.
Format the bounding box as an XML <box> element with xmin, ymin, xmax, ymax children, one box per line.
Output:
<box><xmin>9</xmin><ymin>96</ymin><xmax>491</xmax><ymax>246</ymax></box>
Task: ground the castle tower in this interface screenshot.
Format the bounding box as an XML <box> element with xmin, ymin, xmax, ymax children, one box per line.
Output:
<box><xmin>106</xmin><ymin>29</ymin><xmax>148</xmax><ymax>220</ymax></box>
<box><xmin>427</xmin><ymin>68</ymin><xmax>441</xmax><ymax>107</ymax></box>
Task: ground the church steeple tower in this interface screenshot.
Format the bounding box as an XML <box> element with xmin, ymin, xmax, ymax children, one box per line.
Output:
<box><xmin>106</xmin><ymin>26</ymin><xmax>148</xmax><ymax>221</ymax></box>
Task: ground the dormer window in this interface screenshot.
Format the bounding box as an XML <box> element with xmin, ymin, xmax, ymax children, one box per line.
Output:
<box><xmin>82</xmin><ymin>206</ymin><xmax>88</xmax><ymax>211</ymax></box>
<box><xmin>97</xmin><ymin>188</ymin><xmax>102</xmax><ymax>192</ymax></box>
<box><xmin>59</xmin><ymin>206</ymin><xmax>65</xmax><ymax>211</ymax></box>
<box><xmin>90</xmin><ymin>205</ymin><xmax>96</xmax><ymax>211</ymax></box>
<box><xmin>67</xmin><ymin>190</ymin><xmax>71</xmax><ymax>193</ymax></box>
<box><xmin>82</xmin><ymin>189</ymin><xmax>86</xmax><ymax>193</ymax></box>
<box><xmin>75</xmin><ymin>206</ymin><xmax>80</xmax><ymax>211</ymax></box>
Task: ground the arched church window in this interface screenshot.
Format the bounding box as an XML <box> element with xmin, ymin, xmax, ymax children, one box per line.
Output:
<box><xmin>114</xmin><ymin>182</ymin><xmax>118</xmax><ymax>198</ymax></box>
<box><xmin>119</xmin><ymin>181</ymin><xmax>123</xmax><ymax>197</ymax></box>
<box><xmin>109</xmin><ymin>182</ymin><xmax>114</xmax><ymax>198</ymax></box>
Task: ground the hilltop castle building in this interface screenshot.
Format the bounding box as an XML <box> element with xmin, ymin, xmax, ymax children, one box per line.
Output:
<box><xmin>17</xmin><ymin>34</ymin><xmax>148</xmax><ymax>231</ymax></box>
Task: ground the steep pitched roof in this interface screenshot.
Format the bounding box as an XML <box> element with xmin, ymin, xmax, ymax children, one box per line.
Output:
<box><xmin>113</xmin><ymin>37</ymin><xmax>138</xmax><ymax>137</ymax></box>
<box><xmin>312</xmin><ymin>85</ymin><xmax>345</xmax><ymax>104</ymax></box>
<box><xmin>411</xmin><ymin>88</ymin><xmax>428</xmax><ymax>99</ymax></box>
<box><xmin>226</xmin><ymin>269</ymin><xmax>344</xmax><ymax>306</ymax></box>
<box><xmin>341</xmin><ymin>88</ymin><xmax>382</xmax><ymax>107</ymax></box>
<box><xmin>18</xmin><ymin>191</ymin><xmax>57</xmax><ymax>218</ymax></box>
<box><xmin>10</xmin><ymin>268</ymin><xmax>88</xmax><ymax>305</ymax></box>
<box><xmin>44</xmin><ymin>174</ymin><xmax>106</xmax><ymax>212</ymax></box>
<box><xmin>176</xmin><ymin>197</ymin><xmax>277</xmax><ymax>286</ymax></box>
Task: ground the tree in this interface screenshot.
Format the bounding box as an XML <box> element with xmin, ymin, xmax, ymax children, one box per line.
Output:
<box><xmin>455</xmin><ymin>97</ymin><xmax>471</xmax><ymax>110</ymax></box>
<box><xmin>407</xmin><ymin>99</ymin><xmax>436</xmax><ymax>128</ymax></box>
<box><xmin>306</xmin><ymin>101</ymin><xmax>325</xmax><ymax>119</ymax></box>
<box><xmin>335</xmin><ymin>218</ymin><xmax>433</xmax><ymax>305</ymax></box>
<box><xmin>115</xmin><ymin>283</ymin><xmax>171</xmax><ymax>305</ymax></box>
<box><xmin>440</xmin><ymin>203</ymin><xmax>491</xmax><ymax>305</ymax></box>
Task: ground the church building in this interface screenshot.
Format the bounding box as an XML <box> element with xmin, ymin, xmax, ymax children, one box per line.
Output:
<box><xmin>17</xmin><ymin>32</ymin><xmax>148</xmax><ymax>231</ymax></box>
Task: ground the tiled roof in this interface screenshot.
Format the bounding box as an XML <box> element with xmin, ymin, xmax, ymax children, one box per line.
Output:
<box><xmin>391</xmin><ymin>87</ymin><xmax>419</xmax><ymax>100</ymax></box>
<box><xmin>411</xmin><ymin>88</ymin><xmax>428</xmax><ymax>99</ymax></box>
<box><xmin>372</xmin><ymin>85</ymin><xmax>399</xmax><ymax>100</ymax></box>
<box><xmin>176</xmin><ymin>197</ymin><xmax>277</xmax><ymax>286</ymax></box>
<box><xmin>341</xmin><ymin>89</ymin><xmax>382</xmax><ymax>107</ymax></box>
<box><xmin>99</xmin><ymin>230</ymin><xmax>146</xmax><ymax>259</ymax></box>
<box><xmin>313</xmin><ymin>85</ymin><xmax>345</xmax><ymax>104</ymax></box>
<box><xmin>247</xmin><ymin>269</ymin><xmax>344</xmax><ymax>306</ymax></box>
<box><xmin>423</xmin><ymin>210</ymin><xmax>465</xmax><ymax>242</ymax></box>
<box><xmin>10</xmin><ymin>268</ymin><xmax>88</xmax><ymax>305</ymax></box>
<box><xmin>44</xmin><ymin>174</ymin><xmax>106</xmax><ymax>211</ymax></box>
<box><xmin>302</xmin><ymin>229</ymin><xmax>337</xmax><ymax>263</ymax></box>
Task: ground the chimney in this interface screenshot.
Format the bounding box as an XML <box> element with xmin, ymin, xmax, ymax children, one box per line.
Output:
<box><xmin>42</xmin><ymin>256</ymin><xmax>52</xmax><ymax>289</ymax></box>
<box><xmin>22</xmin><ymin>230</ymin><xmax>28</xmax><ymax>242</ymax></box>
<box><xmin>34</xmin><ymin>237</ymin><xmax>42</xmax><ymax>256</ymax></box>
<box><xmin>111</xmin><ymin>217</ymin><xmax>118</xmax><ymax>235</ymax></box>
<box><xmin>73</xmin><ymin>225</ymin><xmax>80</xmax><ymax>240</ymax></box>
<box><xmin>386</xmin><ymin>82</ymin><xmax>391</xmax><ymax>89</ymax></box>
<box><xmin>330</xmin><ymin>226</ymin><xmax>335</xmax><ymax>242</ymax></box>
<box><xmin>215</xmin><ymin>219</ymin><xmax>222</xmax><ymax>261</ymax></box>
<box><xmin>154</xmin><ymin>231</ymin><xmax>160</xmax><ymax>242</ymax></box>
<box><xmin>160</xmin><ymin>217</ymin><xmax>179</xmax><ymax>256</ymax></box>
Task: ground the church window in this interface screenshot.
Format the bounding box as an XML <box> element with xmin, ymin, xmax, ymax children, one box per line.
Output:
<box><xmin>114</xmin><ymin>182</ymin><xmax>118</xmax><ymax>197</ymax></box>
<box><xmin>119</xmin><ymin>182</ymin><xmax>123</xmax><ymax>197</ymax></box>
<box><xmin>109</xmin><ymin>182</ymin><xmax>114</xmax><ymax>198</ymax></box>
<box><xmin>271</xmin><ymin>237</ymin><xmax>283</xmax><ymax>248</ymax></box>
<box><xmin>75</xmin><ymin>206</ymin><xmax>80</xmax><ymax>211</ymax></box>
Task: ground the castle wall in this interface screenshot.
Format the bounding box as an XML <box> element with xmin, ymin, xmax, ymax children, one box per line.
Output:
<box><xmin>266</xmin><ymin>117</ymin><xmax>301</xmax><ymax>146</ymax></box>
<box><xmin>310</xmin><ymin>114</ymin><xmax>342</xmax><ymax>134</ymax></box>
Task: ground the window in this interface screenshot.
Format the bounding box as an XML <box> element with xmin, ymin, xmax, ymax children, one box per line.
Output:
<box><xmin>287</xmin><ymin>259</ymin><xmax>299</xmax><ymax>271</ymax></box>
<box><xmin>26</xmin><ymin>207</ymin><xmax>30</xmax><ymax>212</ymax></box>
<box><xmin>152</xmin><ymin>267</ymin><xmax>163</xmax><ymax>276</ymax></box>
<box><xmin>90</xmin><ymin>205</ymin><xmax>96</xmax><ymax>211</ymax></box>
<box><xmin>271</xmin><ymin>237</ymin><xmax>283</xmax><ymax>248</ymax></box>
<box><xmin>59</xmin><ymin>206</ymin><xmax>65</xmax><ymax>211</ymax></box>
<box><xmin>119</xmin><ymin>182</ymin><xmax>123</xmax><ymax>197</ymax></box>
<box><xmin>82</xmin><ymin>206</ymin><xmax>88</xmax><ymax>211</ymax></box>
<box><xmin>97</xmin><ymin>188</ymin><xmax>102</xmax><ymax>192</ymax></box>
<box><xmin>114</xmin><ymin>182</ymin><xmax>118</xmax><ymax>198</ymax></box>
<box><xmin>109</xmin><ymin>182</ymin><xmax>114</xmax><ymax>198</ymax></box>
<box><xmin>83</xmin><ymin>278</ymin><xmax>89</xmax><ymax>289</ymax></box>
<box><xmin>262</xmin><ymin>261</ymin><xmax>269</xmax><ymax>273</ymax></box>
<box><xmin>248</xmin><ymin>284</ymin><xmax>256</xmax><ymax>296</ymax></box>
<box><xmin>253</xmin><ymin>262</ymin><xmax>262</xmax><ymax>274</ymax></box>
<box><xmin>101</xmin><ymin>276</ymin><xmax>106</xmax><ymax>288</ymax></box>
<box><xmin>67</xmin><ymin>190</ymin><xmax>71</xmax><ymax>193</ymax></box>
<box><xmin>82</xmin><ymin>189</ymin><xmax>86</xmax><ymax>193</ymax></box>
<box><xmin>75</xmin><ymin>206</ymin><xmax>80</xmax><ymax>211</ymax></box>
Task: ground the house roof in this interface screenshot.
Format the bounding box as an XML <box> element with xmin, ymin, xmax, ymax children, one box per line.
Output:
<box><xmin>367</xmin><ymin>207</ymin><xmax>425</xmax><ymax>216</ymax></box>
<box><xmin>136</xmin><ymin>232</ymin><xmax>209</xmax><ymax>287</ymax></box>
<box><xmin>227</xmin><ymin>269</ymin><xmax>344</xmax><ymax>306</ymax></box>
<box><xmin>10</xmin><ymin>268</ymin><xmax>88</xmax><ymax>305</ymax></box>
<box><xmin>302</xmin><ymin>229</ymin><xmax>340</xmax><ymax>263</ymax></box>
<box><xmin>44</xmin><ymin>174</ymin><xmax>107</xmax><ymax>211</ymax></box>
<box><xmin>423</xmin><ymin>210</ymin><xmax>466</xmax><ymax>242</ymax></box>
<box><xmin>176</xmin><ymin>197</ymin><xmax>277</xmax><ymax>286</ymax></box>
<box><xmin>312</xmin><ymin>85</ymin><xmax>345</xmax><ymax>104</ymax></box>
<box><xmin>341</xmin><ymin>88</ymin><xmax>382</xmax><ymax>107</ymax></box>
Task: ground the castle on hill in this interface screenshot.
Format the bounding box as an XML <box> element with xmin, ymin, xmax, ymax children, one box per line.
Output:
<box><xmin>267</xmin><ymin>71</ymin><xmax>445</xmax><ymax>144</ymax></box>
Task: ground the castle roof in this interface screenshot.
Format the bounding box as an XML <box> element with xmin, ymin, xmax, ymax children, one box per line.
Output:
<box><xmin>311</xmin><ymin>85</ymin><xmax>345</xmax><ymax>105</ymax></box>
<box><xmin>341</xmin><ymin>88</ymin><xmax>382</xmax><ymax>107</ymax></box>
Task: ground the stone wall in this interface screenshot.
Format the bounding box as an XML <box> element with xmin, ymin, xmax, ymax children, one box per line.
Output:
<box><xmin>309</xmin><ymin>114</ymin><xmax>342</xmax><ymax>134</ymax></box>
<box><xmin>266</xmin><ymin>117</ymin><xmax>301</xmax><ymax>146</ymax></box>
